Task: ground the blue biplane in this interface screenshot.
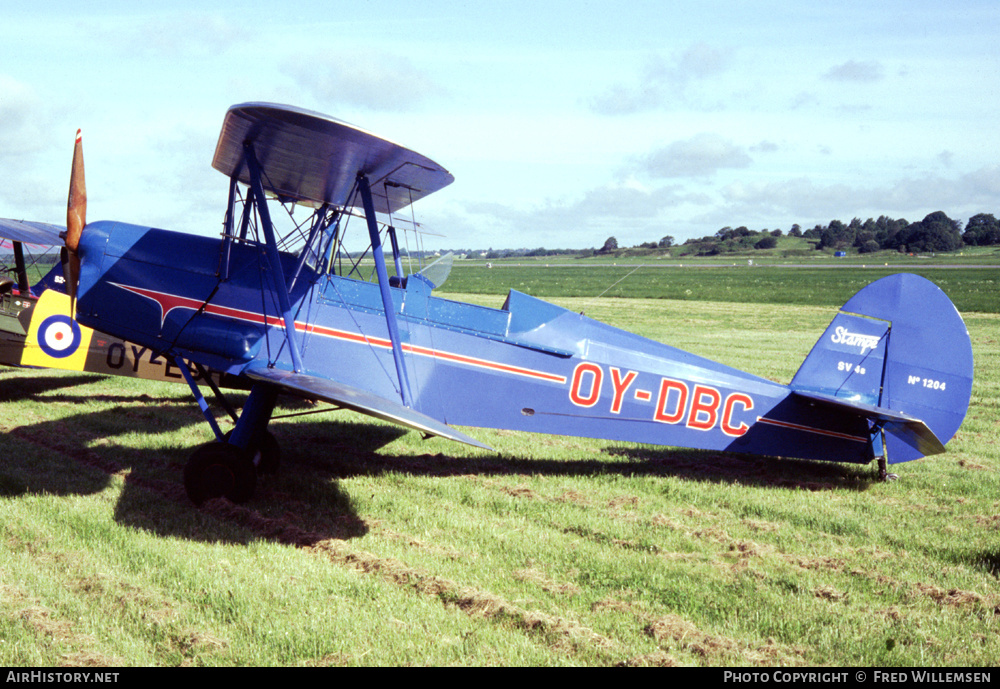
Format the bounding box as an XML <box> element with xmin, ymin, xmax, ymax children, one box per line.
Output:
<box><xmin>2</xmin><ymin>103</ymin><xmax>974</xmax><ymax>505</ymax></box>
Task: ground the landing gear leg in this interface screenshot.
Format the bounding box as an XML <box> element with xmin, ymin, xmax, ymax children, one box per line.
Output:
<box><xmin>182</xmin><ymin>383</ymin><xmax>281</xmax><ymax>506</ymax></box>
<box><xmin>223</xmin><ymin>428</ymin><xmax>281</xmax><ymax>475</ymax></box>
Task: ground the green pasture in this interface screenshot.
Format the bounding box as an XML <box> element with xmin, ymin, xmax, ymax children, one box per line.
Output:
<box><xmin>443</xmin><ymin>264</ymin><xmax>999</xmax><ymax>314</ymax></box>
<box><xmin>0</xmin><ymin>269</ymin><xmax>998</xmax><ymax>666</ymax></box>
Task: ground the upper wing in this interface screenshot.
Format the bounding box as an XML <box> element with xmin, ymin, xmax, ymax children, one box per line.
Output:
<box><xmin>212</xmin><ymin>102</ymin><xmax>454</xmax><ymax>211</ymax></box>
<box><xmin>0</xmin><ymin>219</ymin><xmax>65</xmax><ymax>246</ymax></box>
<box><xmin>243</xmin><ymin>365</ymin><xmax>493</xmax><ymax>451</ymax></box>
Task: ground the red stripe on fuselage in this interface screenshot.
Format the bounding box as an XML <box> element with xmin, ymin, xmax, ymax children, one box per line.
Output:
<box><xmin>756</xmin><ymin>416</ymin><xmax>867</xmax><ymax>443</ymax></box>
<box><xmin>111</xmin><ymin>283</ymin><xmax>567</xmax><ymax>384</ymax></box>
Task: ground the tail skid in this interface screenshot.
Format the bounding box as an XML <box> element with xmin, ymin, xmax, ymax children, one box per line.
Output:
<box><xmin>790</xmin><ymin>274</ymin><xmax>973</xmax><ymax>463</ymax></box>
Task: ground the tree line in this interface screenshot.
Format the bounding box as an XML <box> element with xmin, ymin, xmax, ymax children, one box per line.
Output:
<box><xmin>668</xmin><ymin>211</ymin><xmax>1000</xmax><ymax>256</ymax></box>
<box><xmin>435</xmin><ymin>211</ymin><xmax>1000</xmax><ymax>259</ymax></box>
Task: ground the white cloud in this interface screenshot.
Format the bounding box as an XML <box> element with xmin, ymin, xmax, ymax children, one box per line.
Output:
<box><xmin>282</xmin><ymin>53</ymin><xmax>446</xmax><ymax>112</ymax></box>
<box><xmin>640</xmin><ymin>134</ymin><xmax>752</xmax><ymax>179</ymax></box>
<box><xmin>0</xmin><ymin>76</ymin><xmax>47</xmax><ymax>157</ymax></box>
<box><xmin>121</xmin><ymin>12</ymin><xmax>246</xmax><ymax>59</ymax></box>
<box><xmin>5</xmin><ymin>4</ymin><xmax>999</xmax><ymax>251</ymax></box>
<box><xmin>711</xmin><ymin>166</ymin><xmax>1000</xmax><ymax>229</ymax></box>
<box><xmin>0</xmin><ymin>76</ymin><xmax>66</xmax><ymax>215</ymax></box>
<box><xmin>823</xmin><ymin>60</ymin><xmax>885</xmax><ymax>82</ymax></box>
<box><xmin>588</xmin><ymin>43</ymin><xmax>733</xmax><ymax>115</ymax></box>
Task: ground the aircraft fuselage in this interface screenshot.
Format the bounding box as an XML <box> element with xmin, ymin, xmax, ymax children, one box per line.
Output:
<box><xmin>74</xmin><ymin>221</ymin><xmax>879</xmax><ymax>464</ymax></box>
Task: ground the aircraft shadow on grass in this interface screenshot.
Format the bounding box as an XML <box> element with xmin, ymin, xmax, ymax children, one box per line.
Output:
<box><xmin>601</xmin><ymin>445</ymin><xmax>876</xmax><ymax>491</ymax></box>
<box><xmin>0</xmin><ymin>372</ymin><xmax>112</xmax><ymax>403</ymax></box>
<box><xmin>8</xmin><ymin>400</ymin><xmax>997</xmax><ymax>581</ymax></box>
<box><xmin>0</xmin><ymin>373</ymin><xmax>885</xmax><ymax>501</ymax></box>
<box><xmin>3</xmin><ymin>381</ymin><xmax>872</xmax><ymax>548</ymax></box>
<box><xmin>273</xmin><ymin>415</ymin><xmax>877</xmax><ymax>491</ymax></box>
<box><xmin>0</xmin><ymin>397</ymin><xmax>403</xmax><ymax>544</ymax></box>
<box><xmin>7</xmin><ymin>397</ymin><xmax>999</xmax><ymax>581</ymax></box>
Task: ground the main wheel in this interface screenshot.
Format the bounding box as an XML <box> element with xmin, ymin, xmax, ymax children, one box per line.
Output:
<box><xmin>184</xmin><ymin>442</ymin><xmax>257</xmax><ymax>506</ymax></box>
<box><xmin>222</xmin><ymin>429</ymin><xmax>280</xmax><ymax>476</ymax></box>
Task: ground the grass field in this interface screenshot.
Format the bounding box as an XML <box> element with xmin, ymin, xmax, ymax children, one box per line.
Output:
<box><xmin>1</xmin><ymin>268</ymin><xmax>998</xmax><ymax>666</ymax></box>
<box><xmin>443</xmin><ymin>264</ymin><xmax>1000</xmax><ymax>314</ymax></box>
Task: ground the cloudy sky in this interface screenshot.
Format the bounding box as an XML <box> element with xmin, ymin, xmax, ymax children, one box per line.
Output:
<box><xmin>2</xmin><ymin>0</ymin><xmax>998</xmax><ymax>251</ymax></box>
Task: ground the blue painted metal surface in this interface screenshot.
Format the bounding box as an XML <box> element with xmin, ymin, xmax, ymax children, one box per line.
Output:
<box><xmin>358</xmin><ymin>173</ymin><xmax>413</xmax><ymax>407</ymax></box>
<box><xmin>175</xmin><ymin>355</ymin><xmax>224</xmax><ymax>442</ymax></box>
<box><xmin>243</xmin><ymin>142</ymin><xmax>304</xmax><ymax>373</ymax></box>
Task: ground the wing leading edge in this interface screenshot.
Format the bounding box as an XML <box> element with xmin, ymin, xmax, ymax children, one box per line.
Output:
<box><xmin>244</xmin><ymin>365</ymin><xmax>493</xmax><ymax>451</ymax></box>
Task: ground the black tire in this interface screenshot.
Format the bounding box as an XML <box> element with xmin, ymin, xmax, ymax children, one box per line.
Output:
<box><xmin>257</xmin><ymin>431</ymin><xmax>281</xmax><ymax>476</ymax></box>
<box><xmin>222</xmin><ymin>429</ymin><xmax>280</xmax><ymax>476</ymax></box>
<box><xmin>184</xmin><ymin>442</ymin><xmax>257</xmax><ymax>506</ymax></box>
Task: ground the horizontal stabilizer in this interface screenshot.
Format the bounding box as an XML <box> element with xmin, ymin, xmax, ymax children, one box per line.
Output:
<box><xmin>792</xmin><ymin>390</ymin><xmax>946</xmax><ymax>457</ymax></box>
<box><xmin>244</xmin><ymin>366</ymin><xmax>493</xmax><ymax>451</ymax></box>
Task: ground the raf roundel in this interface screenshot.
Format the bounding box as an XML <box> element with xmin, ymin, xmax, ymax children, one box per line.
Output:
<box><xmin>38</xmin><ymin>314</ymin><xmax>82</xmax><ymax>359</ymax></box>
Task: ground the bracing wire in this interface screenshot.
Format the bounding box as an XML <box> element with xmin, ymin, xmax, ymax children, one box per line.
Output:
<box><xmin>579</xmin><ymin>265</ymin><xmax>647</xmax><ymax>315</ymax></box>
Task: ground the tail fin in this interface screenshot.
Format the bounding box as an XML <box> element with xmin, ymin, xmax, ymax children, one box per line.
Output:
<box><xmin>791</xmin><ymin>273</ymin><xmax>973</xmax><ymax>463</ymax></box>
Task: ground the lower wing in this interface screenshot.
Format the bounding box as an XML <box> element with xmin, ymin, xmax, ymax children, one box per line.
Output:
<box><xmin>243</xmin><ymin>365</ymin><xmax>493</xmax><ymax>451</ymax></box>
